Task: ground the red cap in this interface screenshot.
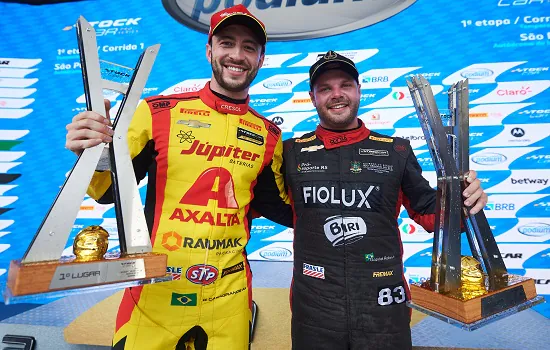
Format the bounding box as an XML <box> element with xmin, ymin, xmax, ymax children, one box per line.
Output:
<box><xmin>208</xmin><ymin>4</ymin><xmax>267</xmax><ymax>45</ymax></box>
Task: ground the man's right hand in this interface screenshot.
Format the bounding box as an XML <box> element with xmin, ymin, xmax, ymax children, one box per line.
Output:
<box><xmin>65</xmin><ymin>99</ymin><xmax>114</xmax><ymax>156</ymax></box>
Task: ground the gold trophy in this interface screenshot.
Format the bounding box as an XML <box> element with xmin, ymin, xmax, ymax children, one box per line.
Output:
<box><xmin>405</xmin><ymin>76</ymin><xmax>544</xmax><ymax>330</ymax></box>
<box><xmin>5</xmin><ymin>17</ymin><xmax>168</xmax><ymax>301</ymax></box>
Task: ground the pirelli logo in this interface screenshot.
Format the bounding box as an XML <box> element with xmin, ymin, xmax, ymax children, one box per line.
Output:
<box><xmin>369</xmin><ymin>136</ymin><xmax>393</xmax><ymax>143</ymax></box>
<box><xmin>469</xmin><ymin>113</ymin><xmax>488</xmax><ymax>118</ymax></box>
<box><xmin>239</xmin><ymin>118</ymin><xmax>262</xmax><ymax>131</ymax></box>
<box><xmin>292</xmin><ymin>98</ymin><xmax>312</xmax><ymax>104</ymax></box>
<box><xmin>180</xmin><ymin>108</ymin><xmax>210</xmax><ymax>116</ymax></box>
<box><xmin>295</xmin><ymin>135</ymin><xmax>316</xmax><ymax>143</ymax></box>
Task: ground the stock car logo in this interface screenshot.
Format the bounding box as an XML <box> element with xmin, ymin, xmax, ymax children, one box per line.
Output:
<box><xmin>162</xmin><ymin>0</ymin><xmax>416</xmax><ymax>40</ymax></box>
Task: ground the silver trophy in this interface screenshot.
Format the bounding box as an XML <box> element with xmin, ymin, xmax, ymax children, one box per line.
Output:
<box><xmin>4</xmin><ymin>17</ymin><xmax>168</xmax><ymax>303</ymax></box>
<box><xmin>405</xmin><ymin>75</ymin><xmax>544</xmax><ymax>330</ymax></box>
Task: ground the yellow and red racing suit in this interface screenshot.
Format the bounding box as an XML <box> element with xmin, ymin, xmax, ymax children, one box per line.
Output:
<box><xmin>87</xmin><ymin>83</ymin><xmax>290</xmax><ymax>350</ymax></box>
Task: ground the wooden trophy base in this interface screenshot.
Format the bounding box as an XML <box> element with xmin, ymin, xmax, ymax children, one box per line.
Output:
<box><xmin>409</xmin><ymin>275</ymin><xmax>538</xmax><ymax>324</ymax></box>
<box><xmin>7</xmin><ymin>252</ymin><xmax>167</xmax><ymax>297</ymax></box>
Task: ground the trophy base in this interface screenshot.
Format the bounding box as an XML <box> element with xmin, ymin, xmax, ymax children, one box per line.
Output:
<box><xmin>6</xmin><ymin>252</ymin><xmax>168</xmax><ymax>297</ymax></box>
<box><xmin>408</xmin><ymin>274</ymin><xmax>542</xmax><ymax>329</ymax></box>
<box><xmin>407</xmin><ymin>295</ymin><xmax>545</xmax><ymax>331</ymax></box>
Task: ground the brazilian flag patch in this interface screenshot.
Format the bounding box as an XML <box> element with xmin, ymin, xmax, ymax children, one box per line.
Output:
<box><xmin>171</xmin><ymin>292</ymin><xmax>197</xmax><ymax>306</ymax></box>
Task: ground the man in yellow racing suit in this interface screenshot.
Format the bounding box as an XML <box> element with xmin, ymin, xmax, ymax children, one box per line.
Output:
<box><xmin>65</xmin><ymin>5</ymin><xmax>291</xmax><ymax>350</ymax></box>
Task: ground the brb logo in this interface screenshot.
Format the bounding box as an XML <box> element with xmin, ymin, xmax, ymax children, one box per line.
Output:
<box><xmin>169</xmin><ymin>168</ymin><xmax>241</xmax><ymax>226</ymax></box>
<box><xmin>324</xmin><ymin>215</ymin><xmax>367</xmax><ymax>246</ymax></box>
<box><xmin>186</xmin><ymin>264</ymin><xmax>219</xmax><ymax>285</ymax></box>
<box><xmin>162</xmin><ymin>0</ymin><xmax>416</xmax><ymax>40</ymax></box>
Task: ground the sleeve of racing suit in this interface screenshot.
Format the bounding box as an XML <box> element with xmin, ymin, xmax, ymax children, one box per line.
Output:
<box><xmin>250</xmin><ymin>136</ymin><xmax>294</xmax><ymax>228</ymax></box>
<box><xmin>400</xmin><ymin>141</ymin><xmax>437</xmax><ymax>232</ymax></box>
<box><xmin>86</xmin><ymin>100</ymin><xmax>154</xmax><ymax>204</ymax></box>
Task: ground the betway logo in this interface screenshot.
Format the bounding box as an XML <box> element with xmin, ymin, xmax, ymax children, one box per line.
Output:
<box><xmin>303</xmin><ymin>185</ymin><xmax>377</xmax><ymax>209</ymax></box>
<box><xmin>163</xmin><ymin>0</ymin><xmax>415</xmax><ymax>40</ymax></box>
<box><xmin>181</xmin><ymin>140</ymin><xmax>260</xmax><ymax>162</ymax></box>
<box><xmin>511</xmin><ymin>178</ymin><xmax>548</xmax><ymax>185</ymax></box>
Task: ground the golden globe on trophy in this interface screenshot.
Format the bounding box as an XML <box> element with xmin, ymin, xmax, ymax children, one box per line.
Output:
<box><xmin>4</xmin><ymin>17</ymin><xmax>168</xmax><ymax>301</ymax></box>
<box><xmin>405</xmin><ymin>76</ymin><xmax>545</xmax><ymax>330</ymax></box>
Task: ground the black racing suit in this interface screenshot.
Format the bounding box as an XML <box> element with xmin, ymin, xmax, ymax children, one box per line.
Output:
<box><xmin>283</xmin><ymin>121</ymin><xmax>437</xmax><ymax>350</ymax></box>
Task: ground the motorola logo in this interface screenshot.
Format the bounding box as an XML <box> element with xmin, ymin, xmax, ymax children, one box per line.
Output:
<box><xmin>511</xmin><ymin>127</ymin><xmax>525</xmax><ymax>137</ymax></box>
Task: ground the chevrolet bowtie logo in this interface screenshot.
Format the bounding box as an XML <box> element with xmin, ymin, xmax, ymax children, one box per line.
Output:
<box><xmin>177</xmin><ymin>119</ymin><xmax>211</xmax><ymax>128</ymax></box>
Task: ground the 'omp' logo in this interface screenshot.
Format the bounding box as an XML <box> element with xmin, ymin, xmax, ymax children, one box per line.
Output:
<box><xmin>259</xmin><ymin>247</ymin><xmax>292</xmax><ymax>260</ymax></box>
<box><xmin>518</xmin><ymin>223</ymin><xmax>550</xmax><ymax>237</ymax></box>
<box><xmin>263</xmin><ymin>79</ymin><xmax>292</xmax><ymax>89</ymax></box>
<box><xmin>460</xmin><ymin>68</ymin><xmax>494</xmax><ymax>79</ymax></box>
<box><xmin>471</xmin><ymin>153</ymin><xmax>507</xmax><ymax>165</ymax></box>
<box><xmin>162</xmin><ymin>0</ymin><xmax>416</xmax><ymax>40</ymax></box>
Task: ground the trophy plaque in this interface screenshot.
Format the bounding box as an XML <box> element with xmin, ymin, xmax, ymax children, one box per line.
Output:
<box><xmin>4</xmin><ymin>17</ymin><xmax>169</xmax><ymax>302</ymax></box>
<box><xmin>405</xmin><ymin>75</ymin><xmax>545</xmax><ymax>330</ymax></box>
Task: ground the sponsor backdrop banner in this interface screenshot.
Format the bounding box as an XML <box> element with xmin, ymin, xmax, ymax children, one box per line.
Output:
<box><xmin>0</xmin><ymin>0</ymin><xmax>549</xmax><ymax>317</ymax></box>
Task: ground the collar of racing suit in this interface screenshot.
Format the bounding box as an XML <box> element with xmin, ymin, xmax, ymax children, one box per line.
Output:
<box><xmin>199</xmin><ymin>81</ymin><xmax>251</xmax><ymax>115</ymax></box>
<box><xmin>315</xmin><ymin>119</ymin><xmax>371</xmax><ymax>149</ymax></box>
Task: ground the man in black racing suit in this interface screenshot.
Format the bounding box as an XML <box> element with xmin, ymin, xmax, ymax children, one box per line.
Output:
<box><xmin>280</xmin><ymin>51</ymin><xmax>488</xmax><ymax>350</ymax></box>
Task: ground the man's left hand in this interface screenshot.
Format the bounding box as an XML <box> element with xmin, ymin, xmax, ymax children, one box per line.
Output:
<box><xmin>462</xmin><ymin>170</ymin><xmax>488</xmax><ymax>215</ymax></box>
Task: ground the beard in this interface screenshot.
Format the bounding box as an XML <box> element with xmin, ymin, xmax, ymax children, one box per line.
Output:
<box><xmin>317</xmin><ymin>96</ymin><xmax>360</xmax><ymax>129</ymax></box>
<box><xmin>211</xmin><ymin>55</ymin><xmax>260</xmax><ymax>93</ymax></box>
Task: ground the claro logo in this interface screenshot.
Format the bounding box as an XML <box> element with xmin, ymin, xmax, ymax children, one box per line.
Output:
<box><xmin>162</xmin><ymin>0</ymin><xmax>417</xmax><ymax>41</ymax></box>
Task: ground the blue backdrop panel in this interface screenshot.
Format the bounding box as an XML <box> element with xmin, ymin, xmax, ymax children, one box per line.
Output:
<box><xmin>0</xmin><ymin>0</ymin><xmax>549</xmax><ymax>317</ymax></box>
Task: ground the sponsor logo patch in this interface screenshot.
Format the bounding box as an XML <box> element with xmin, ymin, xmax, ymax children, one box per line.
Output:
<box><xmin>301</xmin><ymin>145</ymin><xmax>324</xmax><ymax>152</ymax></box>
<box><xmin>350</xmin><ymin>161</ymin><xmax>362</xmax><ymax>173</ymax></box>
<box><xmin>202</xmin><ymin>287</ymin><xmax>247</xmax><ymax>302</ymax></box>
<box><xmin>237</xmin><ymin>127</ymin><xmax>265</xmax><ymax>145</ymax></box>
<box><xmin>177</xmin><ymin>130</ymin><xmax>195</xmax><ymax>143</ymax></box>
<box><xmin>167</xmin><ymin>266</ymin><xmax>182</xmax><ymax>280</ymax></box>
<box><xmin>180</xmin><ymin>108</ymin><xmax>210</xmax><ymax>116</ymax></box>
<box><xmin>239</xmin><ymin>118</ymin><xmax>262</xmax><ymax>131</ymax></box>
<box><xmin>373</xmin><ymin>270</ymin><xmax>394</xmax><ymax>278</ymax></box>
<box><xmin>303</xmin><ymin>263</ymin><xmax>325</xmax><ymax>279</ymax></box>
<box><xmin>296</xmin><ymin>135</ymin><xmax>316</xmax><ymax>143</ymax></box>
<box><xmin>324</xmin><ymin>215</ymin><xmax>367</xmax><ymax>246</ymax></box>
<box><xmin>364</xmin><ymin>253</ymin><xmax>395</xmax><ymax>262</ymax></box>
<box><xmin>152</xmin><ymin>100</ymin><xmax>171</xmax><ymax>109</ymax></box>
<box><xmin>369</xmin><ymin>136</ymin><xmax>393</xmax><ymax>143</ymax></box>
<box><xmin>177</xmin><ymin>119</ymin><xmax>211</xmax><ymax>128</ymax></box>
<box><xmin>359</xmin><ymin>149</ymin><xmax>389</xmax><ymax>156</ymax></box>
<box><xmin>186</xmin><ymin>264</ymin><xmax>219</xmax><ymax>285</ymax></box>
<box><xmin>221</xmin><ymin>262</ymin><xmax>245</xmax><ymax>278</ymax></box>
